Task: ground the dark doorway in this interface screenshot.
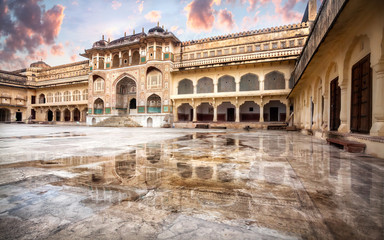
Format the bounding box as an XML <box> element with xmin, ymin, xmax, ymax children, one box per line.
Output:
<box><xmin>351</xmin><ymin>54</ymin><xmax>372</xmax><ymax>133</ymax></box>
<box><xmin>190</xmin><ymin>109</ymin><xmax>193</xmax><ymax>121</ymax></box>
<box><xmin>270</xmin><ymin>107</ymin><xmax>279</xmax><ymax>121</ymax></box>
<box><xmin>73</xmin><ymin>109</ymin><xmax>80</xmax><ymax>122</ymax></box>
<box><xmin>64</xmin><ymin>109</ymin><xmax>70</xmax><ymax>121</ymax></box>
<box><xmin>227</xmin><ymin>108</ymin><xmax>235</xmax><ymax>122</ymax></box>
<box><xmin>47</xmin><ymin>110</ymin><xmax>53</xmax><ymax>121</ymax></box>
<box><xmin>0</xmin><ymin>108</ymin><xmax>11</xmax><ymax>122</ymax></box>
<box><xmin>129</xmin><ymin>98</ymin><xmax>136</xmax><ymax>109</ymax></box>
<box><xmin>16</xmin><ymin>112</ymin><xmax>22</xmax><ymax>121</ymax></box>
<box><xmin>330</xmin><ymin>77</ymin><xmax>341</xmax><ymax>131</ymax></box>
<box><xmin>55</xmin><ymin>110</ymin><xmax>61</xmax><ymax>121</ymax></box>
<box><xmin>31</xmin><ymin>109</ymin><xmax>36</xmax><ymax>120</ymax></box>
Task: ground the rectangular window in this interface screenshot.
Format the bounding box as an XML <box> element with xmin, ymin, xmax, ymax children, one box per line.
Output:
<box><xmin>209</xmin><ymin>51</ymin><xmax>215</xmax><ymax>57</ymax></box>
<box><xmin>196</xmin><ymin>53</ymin><xmax>201</xmax><ymax>58</ymax></box>
<box><xmin>255</xmin><ymin>45</ymin><xmax>261</xmax><ymax>51</ymax></box>
<box><xmin>31</xmin><ymin>96</ymin><xmax>36</xmax><ymax>104</ymax></box>
<box><xmin>281</xmin><ymin>41</ymin><xmax>286</xmax><ymax>48</ymax></box>
<box><xmin>232</xmin><ymin>48</ymin><xmax>237</xmax><ymax>54</ymax></box>
<box><xmin>189</xmin><ymin>54</ymin><xmax>194</xmax><ymax>59</ymax></box>
<box><xmin>263</xmin><ymin>44</ymin><xmax>269</xmax><ymax>50</ymax></box>
<box><xmin>217</xmin><ymin>50</ymin><xmax>222</xmax><ymax>55</ymax></box>
<box><xmin>298</xmin><ymin>38</ymin><xmax>304</xmax><ymax>46</ymax></box>
<box><xmin>272</xmin><ymin>42</ymin><xmax>278</xmax><ymax>49</ymax></box>
<box><xmin>203</xmin><ymin>52</ymin><xmax>208</xmax><ymax>57</ymax></box>
<box><xmin>289</xmin><ymin>40</ymin><xmax>295</xmax><ymax>47</ymax></box>
<box><xmin>247</xmin><ymin>46</ymin><xmax>253</xmax><ymax>52</ymax></box>
<box><xmin>239</xmin><ymin>47</ymin><xmax>245</xmax><ymax>53</ymax></box>
<box><xmin>224</xmin><ymin>49</ymin><xmax>229</xmax><ymax>55</ymax></box>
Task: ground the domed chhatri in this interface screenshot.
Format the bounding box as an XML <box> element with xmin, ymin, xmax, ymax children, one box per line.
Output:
<box><xmin>148</xmin><ymin>22</ymin><xmax>165</xmax><ymax>33</ymax></box>
<box><xmin>30</xmin><ymin>60</ymin><xmax>50</xmax><ymax>69</ymax></box>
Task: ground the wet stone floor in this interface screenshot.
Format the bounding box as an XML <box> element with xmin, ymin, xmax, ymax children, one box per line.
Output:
<box><xmin>0</xmin><ymin>125</ymin><xmax>383</xmax><ymax>239</ymax></box>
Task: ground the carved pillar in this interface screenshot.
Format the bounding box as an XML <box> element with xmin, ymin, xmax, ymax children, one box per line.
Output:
<box><xmin>119</xmin><ymin>51</ymin><xmax>122</xmax><ymax>67</ymax></box>
<box><xmin>235</xmin><ymin>80</ymin><xmax>240</xmax><ymax>92</ymax></box>
<box><xmin>260</xmin><ymin>76</ymin><xmax>264</xmax><ymax>91</ymax></box>
<box><xmin>96</xmin><ymin>54</ymin><xmax>99</xmax><ymax>69</ymax></box>
<box><xmin>193</xmin><ymin>83</ymin><xmax>197</xmax><ymax>94</ymax></box>
<box><xmin>52</xmin><ymin>110</ymin><xmax>56</xmax><ymax>122</ymax></box>
<box><xmin>129</xmin><ymin>49</ymin><xmax>132</xmax><ymax>65</ymax></box>
<box><xmin>370</xmin><ymin>62</ymin><xmax>384</xmax><ymax>136</ymax></box>
<box><xmin>213</xmin><ymin>100</ymin><xmax>217</xmax><ymax>122</ymax></box>
<box><xmin>214</xmin><ymin>83</ymin><xmax>218</xmax><ymax>93</ymax></box>
<box><xmin>70</xmin><ymin>109</ymin><xmax>74</xmax><ymax>122</ymax></box>
<box><xmin>338</xmin><ymin>84</ymin><xmax>348</xmax><ymax>133</ymax></box>
<box><xmin>174</xmin><ymin>102</ymin><xmax>179</xmax><ymax>122</ymax></box>
<box><xmin>285</xmin><ymin>100</ymin><xmax>290</xmax><ymax>122</ymax></box>
<box><xmin>260</xmin><ymin>103</ymin><xmax>264</xmax><ymax>122</ymax></box>
<box><xmin>193</xmin><ymin>101</ymin><xmax>197</xmax><ymax>122</ymax></box>
<box><xmin>60</xmin><ymin>109</ymin><xmax>65</xmax><ymax>122</ymax></box>
<box><xmin>235</xmin><ymin>106</ymin><xmax>240</xmax><ymax>122</ymax></box>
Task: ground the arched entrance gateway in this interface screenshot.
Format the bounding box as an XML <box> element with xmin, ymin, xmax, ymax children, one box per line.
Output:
<box><xmin>94</xmin><ymin>98</ymin><xmax>104</xmax><ymax>114</ymax></box>
<box><xmin>47</xmin><ymin>110</ymin><xmax>53</xmax><ymax>121</ymax></box>
<box><xmin>177</xmin><ymin>103</ymin><xmax>193</xmax><ymax>121</ymax></box>
<box><xmin>116</xmin><ymin>77</ymin><xmax>137</xmax><ymax>115</ymax></box>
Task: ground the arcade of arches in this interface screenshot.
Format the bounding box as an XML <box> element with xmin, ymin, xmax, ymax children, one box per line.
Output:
<box><xmin>115</xmin><ymin>77</ymin><xmax>137</xmax><ymax>115</ymax></box>
<box><xmin>44</xmin><ymin>107</ymin><xmax>87</xmax><ymax>122</ymax></box>
<box><xmin>176</xmin><ymin>99</ymin><xmax>288</xmax><ymax>122</ymax></box>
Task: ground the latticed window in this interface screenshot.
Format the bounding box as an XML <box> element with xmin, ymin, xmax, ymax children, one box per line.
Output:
<box><xmin>272</xmin><ymin>42</ymin><xmax>278</xmax><ymax>49</ymax></box>
<box><xmin>94</xmin><ymin>78</ymin><xmax>104</xmax><ymax>92</ymax></box>
<box><xmin>147</xmin><ymin>70</ymin><xmax>162</xmax><ymax>89</ymax></box>
<box><xmin>240</xmin><ymin>73</ymin><xmax>259</xmax><ymax>91</ymax></box>
<box><xmin>239</xmin><ymin>47</ymin><xmax>245</xmax><ymax>53</ymax></box>
<box><xmin>197</xmin><ymin>77</ymin><xmax>214</xmax><ymax>93</ymax></box>
<box><xmin>263</xmin><ymin>44</ymin><xmax>269</xmax><ymax>50</ymax></box>
<box><xmin>232</xmin><ymin>48</ymin><xmax>237</xmax><ymax>54</ymax></box>
<box><xmin>281</xmin><ymin>41</ymin><xmax>286</xmax><ymax>48</ymax></box>
<box><xmin>73</xmin><ymin>90</ymin><xmax>81</xmax><ymax>101</ymax></box>
<box><xmin>55</xmin><ymin>92</ymin><xmax>62</xmax><ymax>102</ymax></box>
<box><xmin>218</xmin><ymin>75</ymin><xmax>236</xmax><ymax>92</ymax></box>
<box><xmin>255</xmin><ymin>45</ymin><xmax>261</xmax><ymax>51</ymax></box>
<box><xmin>289</xmin><ymin>40</ymin><xmax>295</xmax><ymax>47</ymax></box>
<box><xmin>63</xmin><ymin>91</ymin><xmax>71</xmax><ymax>102</ymax></box>
<box><xmin>298</xmin><ymin>38</ymin><xmax>304</xmax><ymax>46</ymax></box>
<box><xmin>247</xmin><ymin>46</ymin><xmax>253</xmax><ymax>52</ymax></box>
<box><xmin>210</xmin><ymin>51</ymin><xmax>215</xmax><ymax>57</ymax></box>
<box><xmin>82</xmin><ymin>89</ymin><xmax>88</xmax><ymax>100</ymax></box>
<box><xmin>47</xmin><ymin>93</ymin><xmax>53</xmax><ymax>103</ymax></box>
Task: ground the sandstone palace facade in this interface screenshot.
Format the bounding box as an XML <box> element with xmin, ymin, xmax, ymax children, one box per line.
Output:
<box><xmin>1</xmin><ymin>0</ymin><xmax>384</xmax><ymax>157</ymax></box>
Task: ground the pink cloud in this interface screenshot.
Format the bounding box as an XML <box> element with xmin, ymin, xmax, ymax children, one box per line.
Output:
<box><xmin>216</xmin><ymin>9</ymin><xmax>235</xmax><ymax>31</ymax></box>
<box><xmin>247</xmin><ymin>0</ymin><xmax>270</xmax><ymax>12</ymax></box>
<box><xmin>111</xmin><ymin>1</ymin><xmax>122</xmax><ymax>10</ymax></box>
<box><xmin>0</xmin><ymin>1</ymin><xmax>65</xmax><ymax>70</ymax></box>
<box><xmin>184</xmin><ymin>0</ymin><xmax>220</xmax><ymax>32</ymax></box>
<box><xmin>70</xmin><ymin>54</ymin><xmax>78</xmax><ymax>62</ymax></box>
<box><xmin>241</xmin><ymin>15</ymin><xmax>258</xmax><ymax>30</ymax></box>
<box><xmin>51</xmin><ymin>43</ymin><xmax>64</xmax><ymax>56</ymax></box>
<box><xmin>145</xmin><ymin>10</ymin><xmax>161</xmax><ymax>23</ymax></box>
<box><xmin>137</xmin><ymin>0</ymin><xmax>144</xmax><ymax>13</ymax></box>
<box><xmin>272</xmin><ymin>0</ymin><xmax>302</xmax><ymax>23</ymax></box>
<box><xmin>171</xmin><ymin>25</ymin><xmax>184</xmax><ymax>35</ymax></box>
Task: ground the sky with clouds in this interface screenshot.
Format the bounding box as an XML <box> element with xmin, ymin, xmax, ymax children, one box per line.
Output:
<box><xmin>0</xmin><ymin>0</ymin><xmax>318</xmax><ymax>71</ymax></box>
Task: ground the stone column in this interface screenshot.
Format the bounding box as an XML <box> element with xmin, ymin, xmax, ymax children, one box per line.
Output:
<box><xmin>104</xmin><ymin>54</ymin><xmax>107</xmax><ymax>69</ymax></box>
<box><xmin>338</xmin><ymin>84</ymin><xmax>348</xmax><ymax>133</ymax></box>
<box><xmin>235</xmin><ymin>106</ymin><xmax>240</xmax><ymax>122</ymax></box>
<box><xmin>285</xmin><ymin>101</ymin><xmax>290</xmax><ymax>122</ymax></box>
<box><xmin>153</xmin><ymin>41</ymin><xmax>157</xmax><ymax>60</ymax></box>
<box><xmin>259</xmin><ymin>76</ymin><xmax>264</xmax><ymax>91</ymax></box>
<box><xmin>96</xmin><ymin>54</ymin><xmax>99</xmax><ymax>69</ymax></box>
<box><xmin>193</xmin><ymin>83</ymin><xmax>197</xmax><ymax>94</ymax></box>
<box><xmin>370</xmin><ymin>62</ymin><xmax>384</xmax><ymax>136</ymax></box>
<box><xmin>193</xmin><ymin>105</ymin><xmax>197</xmax><ymax>122</ymax></box>
<box><xmin>235</xmin><ymin>80</ymin><xmax>240</xmax><ymax>92</ymax></box>
<box><xmin>214</xmin><ymin>83</ymin><xmax>218</xmax><ymax>93</ymax></box>
<box><xmin>213</xmin><ymin>104</ymin><xmax>217</xmax><ymax>122</ymax></box>
<box><xmin>285</xmin><ymin>78</ymin><xmax>289</xmax><ymax>90</ymax></box>
<box><xmin>70</xmin><ymin>109</ymin><xmax>74</xmax><ymax>122</ymax></box>
<box><xmin>260</xmin><ymin>103</ymin><xmax>264</xmax><ymax>122</ymax></box>
<box><xmin>174</xmin><ymin>103</ymin><xmax>179</xmax><ymax>122</ymax></box>
<box><xmin>129</xmin><ymin>49</ymin><xmax>132</xmax><ymax>65</ymax></box>
<box><xmin>60</xmin><ymin>109</ymin><xmax>65</xmax><ymax>122</ymax></box>
<box><xmin>322</xmin><ymin>91</ymin><xmax>329</xmax><ymax>129</ymax></box>
<box><xmin>53</xmin><ymin>110</ymin><xmax>56</xmax><ymax>122</ymax></box>
<box><xmin>119</xmin><ymin>51</ymin><xmax>122</xmax><ymax>67</ymax></box>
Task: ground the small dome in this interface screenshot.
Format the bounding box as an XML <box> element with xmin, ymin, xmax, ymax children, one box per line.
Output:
<box><xmin>30</xmin><ymin>61</ymin><xmax>50</xmax><ymax>69</ymax></box>
<box><xmin>148</xmin><ymin>26</ymin><xmax>164</xmax><ymax>33</ymax></box>
<box><xmin>92</xmin><ymin>40</ymin><xmax>108</xmax><ymax>48</ymax></box>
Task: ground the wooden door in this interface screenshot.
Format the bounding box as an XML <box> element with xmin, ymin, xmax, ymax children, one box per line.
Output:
<box><xmin>351</xmin><ymin>54</ymin><xmax>372</xmax><ymax>133</ymax></box>
<box><xmin>330</xmin><ymin>77</ymin><xmax>341</xmax><ymax>131</ymax></box>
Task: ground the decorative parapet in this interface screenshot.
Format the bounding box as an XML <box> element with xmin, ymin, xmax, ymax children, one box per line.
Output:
<box><xmin>291</xmin><ymin>0</ymin><xmax>347</xmax><ymax>86</ymax></box>
<box><xmin>172</xmin><ymin>47</ymin><xmax>302</xmax><ymax>70</ymax></box>
<box><xmin>0</xmin><ymin>70</ymin><xmax>27</xmax><ymax>86</ymax></box>
<box><xmin>181</xmin><ymin>22</ymin><xmax>309</xmax><ymax>46</ymax></box>
<box><xmin>29</xmin><ymin>75</ymin><xmax>88</xmax><ymax>87</ymax></box>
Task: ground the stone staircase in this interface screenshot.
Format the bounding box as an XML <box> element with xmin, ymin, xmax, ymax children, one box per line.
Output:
<box><xmin>95</xmin><ymin>116</ymin><xmax>142</xmax><ymax>127</ymax></box>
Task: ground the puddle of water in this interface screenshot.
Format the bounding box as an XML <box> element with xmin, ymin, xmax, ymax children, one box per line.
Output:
<box><xmin>1</xmin><ymin>132</ymin><xmax>383</xmax><ymax>239</ymax></box>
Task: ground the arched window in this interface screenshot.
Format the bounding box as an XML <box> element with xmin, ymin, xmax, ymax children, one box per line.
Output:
<box><xmin>218</xmin><ymin>75</ymin><xmax>235</xmax><ymax>92</ymax></box>
<box><xmin>47</xmin><ymin>93</ymin><xmax>53</xmax><ymax>103</ymax></box>
<box><xmin>132</xmin><ymin>51</ymin><xmax>140</xmax><ymax>65</ymax></box>
<box><xmin>240</xmin><ymin>73</ymin><xmax>259</xmax><ymax>91</ymax></box>
<box><xmin>112</xmin><ymin>54</ymin><xmax>119</xmax><ymax>68</ymax></box>
<box><xmin>63</xmin><ymin>91</ymin><xmax>71</xmax><ymax>102</ymax></box>
<box><xmin>94</xmin><ymin>77</ymin><xmax>105</xmax><ymax>92</ymax></box>
<box><xmin>196</xmin><ymin>77</ymin><xmax>213</xmax><ymax>93</ymax></box>
<box><xmin>122</xmin><ymin>52</ymin><xmax>129</xmax><ymax>66</ymax></box>
<box><xmin>147</xmin><ymin>68</ymin><xmax>162</xmax><ymax>90</ymax></box>
<box><xmin>94</xmin><ymin>98</ymin><xmax>104</xmax><ymax>114</ymax></box>
<box><xmin>264</xmin><ymin>71</ymin><xmax>285</xmax><ymax>90</ymax></box>
<box><xmin>55</xmin><ymin>92</ymin><xmax>62</xmax><ymax>102</ymax></box>
<box><xmin>99</xmin><ymin>57</ymin><xmax>104</xmax><ymax>69</ymax></box>
<box><xmin>147</xmin><ymin>94</ymin><xmax>161</xmax><ymax>113</ymax></box>
<box><xmin>82</xmin><ymin>89</ymin><xmax>88</xmax><ymax>100</ymax></box>
<box><xmin>39</xmin><ymin>94</ymin><xmax>45</xmax><ymax>104</ymax></box>
<box><xmin>178</xmin><ymin>79</ymin><xmax>193</xmax><ymax>94</ymax></box>
<box><xmin>73</xmin><ymin>90</ymin><xmax>81</xmax><ymax>101</ymax></box>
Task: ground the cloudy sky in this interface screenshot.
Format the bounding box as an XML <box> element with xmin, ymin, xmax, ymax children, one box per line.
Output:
<box><xmin>0</xmin><ymin>0</ymin><xmax>317</xmax><ymax>71</ymax></box>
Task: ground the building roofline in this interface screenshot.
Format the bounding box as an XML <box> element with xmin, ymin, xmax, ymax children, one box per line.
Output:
<box><xmin>181</xmin><ymin>22</ymin><xmax>309</xmax><ymax>46</ymax></box>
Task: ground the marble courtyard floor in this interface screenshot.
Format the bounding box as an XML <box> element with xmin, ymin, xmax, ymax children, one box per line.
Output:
<box><xmin>0</xmin><ymin>125</ymin><xmax>383</xmax><ymax>239</ymax></box>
